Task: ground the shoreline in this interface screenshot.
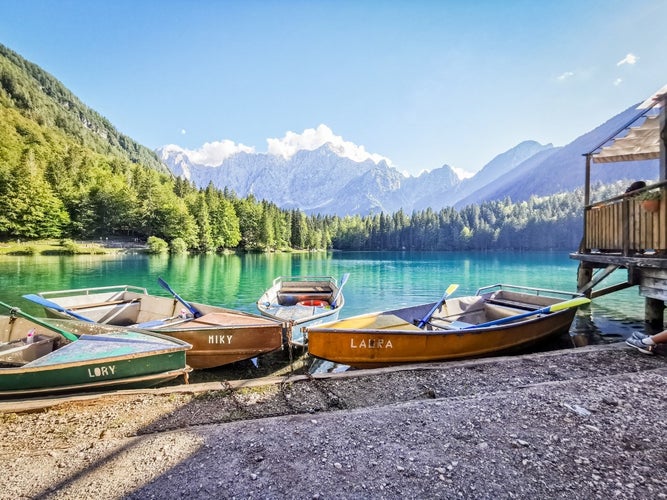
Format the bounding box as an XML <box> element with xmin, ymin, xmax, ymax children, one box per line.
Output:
<box><xmin>0</xmin><ymin>343</ymin><xmax>665</xmax><ymax>498</ymax></box>
<box><xmin>0</xmin><ymin>238</ymin><xmax>330</xmax><ymax>256</ymax></box>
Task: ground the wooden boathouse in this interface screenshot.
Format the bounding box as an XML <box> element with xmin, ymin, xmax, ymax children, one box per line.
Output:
<box><xmin>571</xmin><ymin>84</ymin><xmax>667</xmax><ymax>328</ymax></box>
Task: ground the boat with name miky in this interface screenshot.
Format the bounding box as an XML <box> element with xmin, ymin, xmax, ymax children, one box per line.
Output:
<box><xmin>26</xmin><ymin>279</ymin><xmax>285</xmax><ymax>369</ymax></box>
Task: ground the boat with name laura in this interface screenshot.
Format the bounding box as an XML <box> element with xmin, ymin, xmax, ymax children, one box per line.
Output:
<box><xmin>304</xmin><ymin>284</ymin><xmax>589</xmax><ymax>368</ymax></box>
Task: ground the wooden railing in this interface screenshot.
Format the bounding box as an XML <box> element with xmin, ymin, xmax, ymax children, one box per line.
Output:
<box><xmin>583</xmin><ymin>183</ymin><xmax>666</xmax><ymax>254</ymax></box>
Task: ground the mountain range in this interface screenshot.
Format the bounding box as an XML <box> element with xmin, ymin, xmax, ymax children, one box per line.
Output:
<box><xmin>1</xmin><ymin>40</ymin><xmax>657</xmax><ymax>218</ymax></box>
<box><xmin>158</xmin><ymin>106</ymin><xmax>658</xmax><ymax>216</ymax></box>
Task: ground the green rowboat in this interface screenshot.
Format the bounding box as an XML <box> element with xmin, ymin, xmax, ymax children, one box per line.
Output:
<box><xmin>0</xmin><ymin>307</ymin><xmax>191</xmax><ymax>398</ymax></box>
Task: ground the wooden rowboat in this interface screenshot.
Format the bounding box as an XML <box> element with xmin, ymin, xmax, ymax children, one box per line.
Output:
<box><xmin>29</xmin><ymin>283</ymin><xmax>285</xmax><ymax>370</ymax></box>
<box><xmin>257</xmin><ymin>275</ymin><xmax>348</xmax><ymax>346</ymax></box>
<box><xmin>305</xmin><ymin>284</ymin><xmax>589</xmax><ymax>369</ymax></box>
<box><xmin>0</xmin><ymin>304</ymin><xmax>191</xmax><ymax>398</ymax></box>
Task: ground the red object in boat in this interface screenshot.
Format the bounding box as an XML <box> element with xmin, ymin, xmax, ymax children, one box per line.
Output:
<box><xmin>298</xmin><ymin>299</ymin><xmax>328</xmax><ymax>307</ymax></box>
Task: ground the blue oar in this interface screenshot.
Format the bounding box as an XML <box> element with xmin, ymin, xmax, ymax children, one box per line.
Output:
<box><xmin>157</xmin><ymin>277</ymin><xmax>202</xmax><ymax>318</ymax></box>
<box><xmin>22</xmin><ymin>294</ymin><xmax>96</xmax><ymax>323</ymax></box>
<box><xmin>331</xmin><ymin>273</ymin><xmax>350</xmax><ymax>308</ymax></box>
<box><xmin>417</xmin><ymin>284</ymin><xmax>459</xmax><ymax>328</ymax></box>
<box><xmin>135</xmin><ymin>319</ymin><xmax>170</xmax><ymax>328</ymax></box>
<box><xmin>462</xmin><ymin>297</ymin><xmax>591</xmax><ymax>329</ymax></box>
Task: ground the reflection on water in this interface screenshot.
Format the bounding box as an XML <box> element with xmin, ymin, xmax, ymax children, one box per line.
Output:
<box><xmin>0</xmin><ymin>251</ymin><xmax>660</xmax><ymax>353</ymax></box>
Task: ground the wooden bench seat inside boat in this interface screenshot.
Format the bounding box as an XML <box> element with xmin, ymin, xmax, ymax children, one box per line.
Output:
<box><xmin>185</xmin><ymin>312</ymin><xmax>279</xmax><ymax>327</ymax></box>
<box><xmin>280</xmin><ymin>283</ymin><xmax>333</xmax><ymax>293</ymax></box>
<box><xmin>430</xmin><ymin>303</ymin><xmax>530</xmax><ymax>330</ymax></box>
<box><xmin>277</xmin><ymin>293</ymin><xmax>332</xmax><ymax>305</ymax></box>
<box><xmin>67</xmin><ymin>298</ymin><xmax>141</xmax><ymax>310</ymax></box>
<box><xmin>486</xmin><ymin>298</ymin><xmax>540</xmax><ymax>311</ymax></box>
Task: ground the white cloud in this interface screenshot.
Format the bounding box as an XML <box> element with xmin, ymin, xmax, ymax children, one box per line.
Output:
<box><xmin>166</xmin><ymin>140</ymin><xmax>255</xmax><ymax>166</ymax></box>
<box><xmin>557</xmin><ymin>71</ymin><xmax>574</xmax><ymax>81</ymax></box>
<box><xmin>165</xmin><ymin>124</ymin><xmax>393</xmax><ymax>167</ymax></box>
<box><xmin>451</xmin><ymin>166</ymin><xmax>475</xmax><ymax>180</ymax></box>
<box><xmin>613</xmin><ymin>78</ymin><xmax>623</xmax><ymax>86</ymax></box>
<box><xmin>180</xmin><ymin>129</ymin><xmax>187</xmax><ymax>135</ymax></box>
<box><xmin>266</xmin><ymin>124</ymin><xmax>392</xmax><ymax>165</ymax></box>
<box><xmin>617</xmin><ymin>53</ymin><xmax>638</xmax><ymax>66</ymax></box>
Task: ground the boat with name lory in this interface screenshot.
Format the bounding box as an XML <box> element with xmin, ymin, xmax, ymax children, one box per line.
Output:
<box><xmin>305</xmin><ymin>284</ymin><xmax>589</xmax><ymax>368</ymax></box>
<box><xmin>256</xmin><ymin>274</ymin><xmax>349</xmax><ymax>346</ymax></box>
<box><xmin>26</xmin><ymin>278</ymin><xmax>285</xmax><ymax>370</ymax></box>
<box><xmin>0</xmin><ymin>301</ymin><xmax>191</xmax><ymax>398</ymax></box>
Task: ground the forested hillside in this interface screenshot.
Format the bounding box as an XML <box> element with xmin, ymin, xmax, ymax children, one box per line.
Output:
<box><xmin>0</xmin><ymin>43</ymin><xmax>612</xmax><ymax>253</ymax></box>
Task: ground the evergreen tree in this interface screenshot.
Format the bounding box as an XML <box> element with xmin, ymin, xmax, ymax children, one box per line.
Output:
<box><xmin>0</xmin><ymin>149</ymin><xmax>69</xmax><ymax>238</ymax></box>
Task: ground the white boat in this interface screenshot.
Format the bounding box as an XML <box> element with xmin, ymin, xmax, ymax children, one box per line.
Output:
<box><xmin>257</xmin><ymin>274</ymin><xmax>349</xmax><ymax>346</ymax></box>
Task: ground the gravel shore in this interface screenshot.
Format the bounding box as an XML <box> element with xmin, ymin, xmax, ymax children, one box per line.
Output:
<box><xmin>0</xmin><ymin>342</ymin><xmax>665</xmax><ymax>499</ymax></box>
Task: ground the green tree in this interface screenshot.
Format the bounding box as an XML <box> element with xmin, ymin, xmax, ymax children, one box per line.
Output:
<box><xmin>290</xmin><ymin>210</ymin><xmax>307</xmax><ymax>249</ymax></box>
<box><xmin>0</xmin><ymin>150</ymin><xmax>69</xmax><ymax>238</ymax></box>
<box><xmin>235</xmin><ymin>195</ymin><xmax>262</xmax><ymax>250</ymax></box>
<box><xmin>187</xmin><ymin>192</ymin><xmax>214</xmax><ymax>253</ymax></box>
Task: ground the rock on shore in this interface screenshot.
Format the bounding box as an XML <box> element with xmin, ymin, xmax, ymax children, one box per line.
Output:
<box><xmin>0</xmin><ymin>343</ymin><xmax>665</xmax><ymax>499</ymax></box>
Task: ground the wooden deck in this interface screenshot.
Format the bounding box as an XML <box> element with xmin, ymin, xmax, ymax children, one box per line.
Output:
<box><xmin>582</xmin><ymin>185</ymin><xmax>666</xmax><ymax>255</ymax></box>
<box><xmin>571</xmin><ymin>184</ymin><xmax>667</xmax><ymax>325</ymax></box>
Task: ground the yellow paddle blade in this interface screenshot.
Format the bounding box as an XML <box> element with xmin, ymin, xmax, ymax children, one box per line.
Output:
<box><xmin>445</xmin><ymin>283</ymin><xmax>459</xmax><ymax>295</ymax></box>
<box><xmin>548</xmin><ymin>297</ymin><xmax>590</xmax><ymax>312</ymax></box>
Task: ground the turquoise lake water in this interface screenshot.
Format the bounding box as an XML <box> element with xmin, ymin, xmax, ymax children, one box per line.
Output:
<box><xmin>0</xmin><ymin>250</ymin><xmax>651</xmax><ymax>348</ymax></box>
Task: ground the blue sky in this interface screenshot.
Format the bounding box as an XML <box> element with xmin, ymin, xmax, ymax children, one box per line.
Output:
<box><xmin>2</xmin><ymin>0</ymin><xmax>666</xmax><ymax>176</ymax></box>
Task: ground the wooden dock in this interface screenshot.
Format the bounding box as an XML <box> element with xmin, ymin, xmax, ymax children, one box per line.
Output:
<box><xmin>571</xmin><ymin>85</ymin><xmax>666</xmax><ymax>327</ymax></box>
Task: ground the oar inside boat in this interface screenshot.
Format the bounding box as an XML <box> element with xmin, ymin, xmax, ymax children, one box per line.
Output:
<box><xmin>22</xmin><ymin>294</ymin><xmax>96</xmax><ymax>323</ymax></box>
<box><xmin>417</xmin><ymin>284</ymin><xmax>459</xmax><ymax>328</ymax></box>
<box><xmin>0</xmin><ymin>301</ymin><xmax>79</xmax><ymax>341</ymax></box>
<box><xmin>461</xmin><ymin>297</ymin><xmax>591</xmax><ymax>329</ymax></box>
<box><xmin>331</xmin><ymin>273</ymin><xmax>350</xmax><ymax>308</ymax></box>
<box><xmin>157</xmin><ymin>277</ymin><xmax>202</xmax><ymax>318</ymax></box>
<box><xmin>135</xmin><ymin>307</ymin><xmax>199</xmax><ymax>329</ymax></box>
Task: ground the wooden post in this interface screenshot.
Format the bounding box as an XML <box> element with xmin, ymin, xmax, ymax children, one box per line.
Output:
<box><xmin>660</xmin><ymin>95</ymin><xmax>666</xmax><ymax>182</ymax></box>
<box><xmin>645</xmin><ymin>297</ymin><xmax>665</xmax><ymax>328</ymax></box>
<box><xmin>584</xmin><ymin>154</ymin><xmax>591</xmax><ymax>206</ymax></box>
<box><xmin>577</xmin><ymin>262</ymin><xmax>593</xmax><ymax>298</ymax></box>
<box><xmin>578</xmin><ymin>154</ymin><xmax>592</xmax><ymax>254</ymax></box>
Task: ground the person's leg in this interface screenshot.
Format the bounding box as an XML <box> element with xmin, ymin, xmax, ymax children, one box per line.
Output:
<box><xmin>649</xmin><ymin>329</ymin><xmax>667</xmax><ymax>343</ymax></box>
<box><xmin>626</xmin><ymin>329</ymin><xmax>667</xmax><ymax>354</ymax></box>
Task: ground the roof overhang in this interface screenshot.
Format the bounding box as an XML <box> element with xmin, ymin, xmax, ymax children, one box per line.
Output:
<box><xmin>590</xmin><ymin>84</ymin><xmax>667</xmax><ymax>164</ymax></box>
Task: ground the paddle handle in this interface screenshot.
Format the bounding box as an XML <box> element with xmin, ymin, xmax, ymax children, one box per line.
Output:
<box><xmin>417</xmin><ymin>284</ymin><xmax>459</xmax><ymax>328</ymax></box>
<box><xmin>463</xmin><ymin>297</ymin><xmax>590</xmax><ymax>329</ymax></box>
<box><xmin>331</xmin><ymin>273</ymin><xmax>350</xmax><ymax>308</ymax></box>
<box><xmin>157</xmin><ymin>277</ymin><xmax>202</xmax><ymax>318</ymax></box>
<box><xmin>0</xmin><ymin>301</ymin><xmax>78</xmax><ymax>341</ymax></box>
<box><xmin>22</xmin><ymin>294</ymin><xmax>95</xmax><ymax>323</ymax></box>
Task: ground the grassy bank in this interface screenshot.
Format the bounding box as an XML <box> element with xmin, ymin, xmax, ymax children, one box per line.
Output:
<box><xmin>0</xmin><ymin>239</ymin><xmax>123</xmax><ymax>256</ymax></box>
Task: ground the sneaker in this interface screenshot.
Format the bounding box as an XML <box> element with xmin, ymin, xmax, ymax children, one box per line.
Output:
<box><xmin>631</xmin><ymin>331</ymin><xmax>649</xmax><ymax>341</ymax></box>
<box><xmin>625</xmin><ymin>335</ymin><xmax>655</xmax><ymax>355</ymax></box>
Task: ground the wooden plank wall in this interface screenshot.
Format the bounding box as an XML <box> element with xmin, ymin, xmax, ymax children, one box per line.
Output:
<box><xmin>585</xmin><ymin>191</ymin><xmax>665</xmax><ymax>252</ymax></box>
<box><xmin>639</xmin><ymin>268</ymin><xmax>667</xmax><ymax>301</ymax></box>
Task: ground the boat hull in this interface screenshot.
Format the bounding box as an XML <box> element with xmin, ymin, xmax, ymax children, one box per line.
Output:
<box><xmin>35</xmin><ymin>286</ymin><xmax>284</xmax><ymax>369</ymax></box>
<box><xmin>306</xmin><ymin>285</ymin><xmax>583</xmax><ymax>368</ymax></box>
<box><xmin>307</xmin><ymin>310</ymin><xmax>575</xmax><ymax>368</ymax></box>
<box><xmin>153</xmin><ymin>312</ymin><xmax>285</xmax><ymax>369</ymax></box>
